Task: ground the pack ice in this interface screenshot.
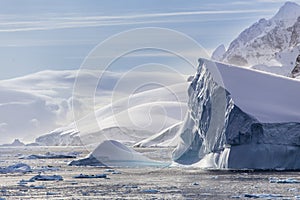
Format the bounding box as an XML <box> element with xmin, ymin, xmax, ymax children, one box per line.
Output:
<box><xmin>173</xmin><ymin>59</ymin><xmax>300</xmax><ymax>170</ymax></box>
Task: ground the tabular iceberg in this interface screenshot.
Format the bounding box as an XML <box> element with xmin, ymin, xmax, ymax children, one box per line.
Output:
<box><xmin>173</xmin><ymin>59</ymin><xmax>300</xmax><ymax>170</ymax></box>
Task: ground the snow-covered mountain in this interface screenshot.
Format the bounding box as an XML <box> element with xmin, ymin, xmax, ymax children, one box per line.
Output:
<box><xmin>1</xmin><ymin>68</ymin><xmax>190</xmax><ymax>145</ymax></box>
<box><xmin>212</xmin><ymin>2</ymin><xmax>300</xmax><ymax>77</ymax></box>
<box><xmin>34</xmin><ymin>76</ymin><xmax>189</xmax><ymax>147</ymax></box>
<box><xmin>173</xmin><ymin>59</ymin><xmax>300</xmax><ymax>170</ymax></box>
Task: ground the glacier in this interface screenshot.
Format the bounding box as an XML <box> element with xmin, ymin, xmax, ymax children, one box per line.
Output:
<box><xmin>173</xmin><ymin>59</ymin><xmax>300</xmax><ymax>170</ymax></box>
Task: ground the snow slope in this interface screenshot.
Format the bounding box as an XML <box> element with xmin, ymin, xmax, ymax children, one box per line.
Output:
<box><xmin>134</xmin><ymin>122</ymin><xmax>182</xmax><ymax>147</ymax></box>
<box><xmin>173</xmin><ymin>59</ymin><xmax>300</xmax><ymax>170</ymax></box>
<box><xmin>213</xmin><ymin>2</ymin><xmax>300</xmax><ymax>77</ymax></box>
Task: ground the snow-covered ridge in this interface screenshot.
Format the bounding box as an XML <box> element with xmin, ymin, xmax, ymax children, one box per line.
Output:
<box><xmin>173</xmin><ymin>59</ymin><xmax>300</xmax><ymax>170</ymax></box>
<box><xmin>213</xmin><ymin>2</ymin><xmax>300</xmax><ymax>77</ymax></box>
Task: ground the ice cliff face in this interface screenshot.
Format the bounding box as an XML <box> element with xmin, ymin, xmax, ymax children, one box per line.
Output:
<box><xmin>214</xmin><ymin>2</ymin><xmax>300</xmax><ymax>77</ymax></box>
<box><xmin>173</xmin><ymin>59</ymin><xmax>300</xmax><ymax>170</ymax></box>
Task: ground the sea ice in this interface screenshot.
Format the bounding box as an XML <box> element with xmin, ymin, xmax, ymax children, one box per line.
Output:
<box><xmin>0</xmin><ymin>163</ymin><xmax>31</xmax><ymax>174</ymax></box>
<box><xmin>29</xmin><ymin>174</ymin><xmax>63</xmax><ymax>181</ymax></box>
<box><xmin>73</xmin><ymin>174</ymin><xmax>107</xmax><ymax>179</ymax></box>
<box><xmin>269</xmin><ymin>177</ymin><xmax>300</xmax><ymax>184</ymax></box>
<box><xmin>19</xmin><ymin>152</ymin><xmax>77</xmax><ymax>159</ymax></box>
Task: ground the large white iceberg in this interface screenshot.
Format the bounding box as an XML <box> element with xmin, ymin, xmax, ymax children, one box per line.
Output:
<box><xmin>173</xmin><ymin>59</ymin><xmax>300</xmax><ymax>170</ymax></box>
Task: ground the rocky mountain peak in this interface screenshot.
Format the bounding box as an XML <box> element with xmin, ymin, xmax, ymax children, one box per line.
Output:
<box><xmin>273</xmin><ymin>1</ymin><xmax>300</xmax><ymax>22</ymax></box>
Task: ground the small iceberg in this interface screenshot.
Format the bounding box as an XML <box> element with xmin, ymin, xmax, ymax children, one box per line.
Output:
<box><xmin>73</xmin><ymin>174</ymin><xmax>107</xmax><ymax>179</ymax></box>
<box><xmin>29</xmin><ymin>174</ymin><xmax>63</xmax><ymax>181</ymax></box>
<box><xmin>141</xmin><ymin>189</ymin><xmax>160</xmax><ymax>194</ymax></box>
<box><xmin>269</xmin><ymin>177</ymin><xmax>300</xmax><ymax>184</ymax></box>
<box><xmin>19</xmin><ymin>152</ymin><xmax>77</xmax><ymax>159</ymax></box>
<box><xmin>69</xmin><ymin>140</ymin><xmax>167</xmax><ymax>167</ymax></box>
<box><xmin>244</xmin><ymin>194</ymin><xmax>283</xmax><ymax>199</ymax></box>
<box><xmin>0</xmin><ymin>163</ymin><xmax>31</xmax><ymax>174</ymax></box>
<box><xmin>29</xmin><ymin>185</ymin><xmax>46</xmax><ymax>189</ymax></box>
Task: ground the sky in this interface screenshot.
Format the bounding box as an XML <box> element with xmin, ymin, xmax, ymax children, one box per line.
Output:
<box><xmin>0</xmin><ymin>0</ymin><xmax>300</xmax><ymax>80</ymax></box>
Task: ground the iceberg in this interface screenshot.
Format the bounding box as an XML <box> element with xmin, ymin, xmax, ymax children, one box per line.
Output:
<box><xmin>173</xmin><ymin>59</ymin><xmax>300</xmax><ymax>170</ymax></box>
<box><xmin>69</xmin><ymin>140</ymin><xmax>167</xmax><ymax>167</ymax></box>
<box><xmin>19</xmin><ymin>152</ymin><xmax>77</xmax><ymax>159</ymax></box>
<box><xmin>29</xmin><ymin>174</ymin><xmax>63</xmax><ymax>181</ymax></box>
<box><xmin>0</xmin><ymin>163</ymin><xmax>31</xmax><ymax>174</ymax></box>
<box><xmin>73</xmin><ymin>174</ymin><xmax>107</xmax><ymax>179</ymax></box>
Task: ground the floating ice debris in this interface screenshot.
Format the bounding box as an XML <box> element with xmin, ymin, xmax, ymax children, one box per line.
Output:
<box><xmin>123</xmin><ymin>185</ymin><xmax>138</xmax><ymax>189</ymax></box>
<box><xmin>29</xmin><ymin>174</ymin><xmax>63</xmax><ymax>181</ymax></box>
<box><xmin>29</xmin><ymin>185</ymin><xmax>46</xmax><ymax>189</ymax></box>
<box><xmin>288</xmin><ymin>188</ymin><xmax>298</xmax><ymax>192</ymax></box>
<box><xmin>19</xmin><ymin>152</ymin><xmax>77</xmax><ymax>159</ymax></box>
<box><xmin>104</xmin><ymin>169</ymin><xmax>115</xmax><ymax>172</ymax></box>
<box><xmin>192</xmin><ymin>182</ymin><xmax>199</xmax><ymax>186</ymax></box>
<box><xmin>269</xmin><ymin>177</ymin><xmax>300</xmax><ymax>184</ymax></box>
<box><xmin>141</xmin><ymin>189</ymin><xmax>160</xmax><ymax>194</ymax></box>
<box><xmin>46</xmin><ymin>192</ymin><xmax>56</xmax><ymax>195</ymax></box>
<box><xmin>33</xmin><ymin>165</ymin><xmax>59</xmax><ymax>172</ymax></box>
<box><xmin>18</xmin><ymin>179</ymin><xmax>31</xmax><ymax>185</ymax></box>
<box><xmin>65</xmin><ymin>180</ymin><xmax>78</xmax><ymax>185</ymax></box>
<box><xmin>0</xmin><ymin>163</ymin><xmax>31</xmax><ymax>174</ymax></box>
<box><xmin>73</xmin><ymin>174</ymin><xmax>107</xmax><ymax>179</ymax></box>
<box><xmin>244</xmin><ymin>194</ymin><xmax>283</xmax><ymax>199</ymax></box>
<box><xmin>104</xmin><ymin>169</ymin><xmax>121</xmax><ymax>174</ymax></box>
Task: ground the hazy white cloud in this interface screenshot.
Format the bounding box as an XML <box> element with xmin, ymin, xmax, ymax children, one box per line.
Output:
<box><xmin>0</xmin><ymin>9</ymin><xmax>274</xmax><ymax>33</ymax></box>
<box><xmin>255</xmin><ymin>0</ymin><xmax>286</xmax><ymax>2</ymax></box>
<box><xmin>0</xmin><ymin>123</ymin><xmax>8</xmax><ymax>131</ymax></box>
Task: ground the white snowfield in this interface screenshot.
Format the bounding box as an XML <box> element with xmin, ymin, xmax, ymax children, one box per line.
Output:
<box><xmin>134</xmin><ymin>122</ymin><xmax>182</xmax><ymax>147</ymax></box>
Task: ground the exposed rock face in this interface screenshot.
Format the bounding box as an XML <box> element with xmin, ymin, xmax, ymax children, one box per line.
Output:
<box><xmin>291</xmin><ymin>54</ymin><xmax>300</xmax><ymax>78</ymax></box>
<box><xmin>172</xmin><ymin>59</ymin><xmax>300</xmax><ymax>170</ymax></box>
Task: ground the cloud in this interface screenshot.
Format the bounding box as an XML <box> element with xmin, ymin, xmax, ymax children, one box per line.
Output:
<box><xmin>0</xmin><ymin>9</ymin><xmax>274</xmax><ymax>33</ymax></box>
<box><xmin>0</xmin><ymin>123</ymin><xmax>8</xmax><ymax>131</ymax></box>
